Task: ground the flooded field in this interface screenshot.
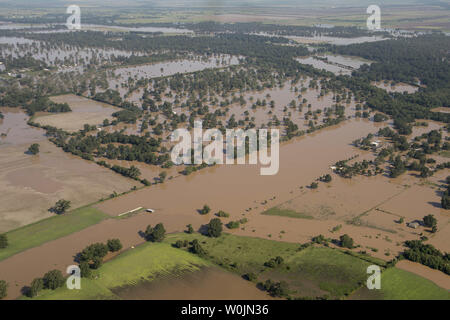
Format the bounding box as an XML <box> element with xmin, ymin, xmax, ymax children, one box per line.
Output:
<box><xmin>114</xmin><ymin>267</ymin><xmax>271</xmax><ymax>300</ymax></box>
<box><xmin>288</xmin><ymin>35</ymin><xmax>387</xmax><ymax>45</ymax></box>
<box><xmin>296</xmin><ymin>55</ymin><xmax>370</xmax><ymax>75</ymax></box>
<box><xmin>0</xmin><ymin>108</ymin><xmax>137</xmax><ymax>231</ymax></box>
<box><xmin>372</xmin><ymin>81</ymin><xmax>419</xmax><ymax>94</ymax></box>
<box><xmin>34</xmin><ymin>94</ymin><xmax>121</xmax><ymax>132</ymax></box>
<box><xmin>0</xmin><ymin>107</ymin><xmax>46</xmax><ymax>146</ymax></box>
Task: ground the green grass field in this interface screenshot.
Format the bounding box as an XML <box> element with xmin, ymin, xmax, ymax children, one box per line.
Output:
<box><xmin>350</xmin><ymin>268</ymin><xmax>449</xmax><ymax>300</ymax></box>
<box><xmin>261</xmin><ymin>207</ymin><xmax>314</xmax><ymax>220</ymax></box>
<box><xmin>23</xmin><ymin>242</ymin><xmax>210</xmax><ymax>300</ymax></box>
<box><xmin>0</xmin><ymin>206</ymin><xmax>109</xmax><ymax>262</ymax></box>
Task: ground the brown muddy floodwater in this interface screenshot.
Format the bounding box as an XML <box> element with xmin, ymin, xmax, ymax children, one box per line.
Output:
<box><xmin>113</xmin><ymin>267</ymin><xmax>271</xmax><ymax>300</ymax></box>
<box><xmin>0</xmin><ymin>107</ymin><xmax>46</xmax><ymax>146</ymax></box>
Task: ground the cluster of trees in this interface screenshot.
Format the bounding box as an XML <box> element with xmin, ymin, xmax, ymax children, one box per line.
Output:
<box><xmin>144</xmin><ymin>223</ymin><xmax>166</xmax><ymax>242</ymax></box>
<box><xmin>207</xmin><ymin>218</ymin><xmax>223</xmax><ymax>238</ymax></box>
<box><xmin>259</xmin><ymin>279</ymin><xmax>289</xmax><ymax>298</ymax></box>
<box><xmin>403</xmin><ymin>240</ymin><xmax>449</xmax><ymax>275</ymax></box>
<box><xmin>49</xmin><ymin>199</ymin><xmax>71</xmax><ymax>215</ymax></box>
<box><xmin>26</xmin><ymin>269</ymin><xmax>65</xmax><ymax>298</ymax></box>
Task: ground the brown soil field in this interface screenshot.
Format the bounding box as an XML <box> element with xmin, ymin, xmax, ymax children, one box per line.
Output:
<box><xmin>34</xmin><ymin>94</ymin><xmax>121</xmax><ymax>132</ymax></box>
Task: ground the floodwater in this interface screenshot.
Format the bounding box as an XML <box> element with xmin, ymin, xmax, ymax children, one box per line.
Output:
<box><xmin>0</xmin><ymin>107</ymin><xmax>46</xmax><ymax>147</ymax></box>
<box><xmin>296</xmin><ymin>54</ymin><xmax>370</xmax><ymax>75</ymax></box>
<box><xmin>113</xmin><ymin>267</ymin><xmax>271</xmax><ymax>300</ymax></box>
<box><xmin>35</xmin><ymin>94</ymin><xmax>121</xmax><ymax>132</ymax></box>
<box><xmin>372</xmin><ymin>81</ymin><xmax>419</xmax><ymax>94</ymax></box>
<box><xmin>288</xmin><ymin>35</ymin><xmax>387</xmax><ymax>45</ymax></box>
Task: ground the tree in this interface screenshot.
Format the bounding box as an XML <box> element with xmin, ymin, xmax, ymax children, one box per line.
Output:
<box><xmin>79</xmin><ymin>243</ymin><xmax>109</xmax><ymax>262</ymax></box>
<box><xmin>50</xmin><ymin>199</ymin><xmax>71</xmax><ymax>215</ymax></box>
<box><xmin>200</xmin><ymin>204</ymin><xmax>211</xmax><ymax>215</ymax></box>
<box><xmin>79</xmin><ymin>262</ymin><xmax>91</xmax><ymax>278</ymax></box>
<box><xmin>339</xmin><ymin>234</ymin><xmax>354</xmax><ymax>249</ymax></box>
<box><xmin>28</xmin><ymin>278</ymin><xmax>44</xmax><ymax>298</ymax></box>
<box><xmin>43</xmin><ymin>270</ymin><xmax>65</xmax><ymax>290</ymax></box>
<box><xmin>107</xmin><ymin>239</ymin><xmax>122</xmax><ymax>252</ymax></box>
<box><xmin>207</xmin><ymin>218</ymin><xmax>223</xmax><ymax>238</ymax></box>
<box><xmin>310</xmin><ymin>182</ymin><xmax>318</xmax><ymax>189</ymax></box>
<box><xmin>423</xmin><ymin>214</ymin><xmax>437</xmax><ymax>228</ymax></box>
<box><xmin>91</xmin><ymin>257</ymin><xmax>103</xmax><ymax>269</ymax></box>
<box><xmin>28</xmin><ymin>143</ymin><xmax>40</xmax><ymax>155</ymax></box>
<box><xmin>0</xmin><ymin>234</ymin><xmax>8</xmax><ymax>249</ymax></box>
<box><xmin>186</xmin><ymin>224</ymin><xmax>194</xmax><ymax>234</ymax></box>
<box><xmin>0</xmin><ymin>280</ymin><xmax>7</xmax><ymax>299</ymax></box>
<box><xmin>145</xmin><ymin>223</ymin><xmax>166</xmax><ymax>242</ymax></box>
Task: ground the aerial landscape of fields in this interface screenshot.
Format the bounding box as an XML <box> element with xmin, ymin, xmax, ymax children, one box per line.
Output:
<box><xmin>0</xmin><ymin>0</ymin><xmax>448</xmax><ymax>310</ymax></box>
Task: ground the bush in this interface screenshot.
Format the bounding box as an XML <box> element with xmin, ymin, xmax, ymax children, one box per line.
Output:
<box><xmin>226</xmin><ymin>221</ymin><xmax>240</xmax><ymax>229</ymax></box>
<box><xmin>264</xmin><ymin>256</ymin><xmax>284</xmax><ymax>268</ymax></box>
<box><xmin>43</xmin><ymin>270</ymin><xmax>65</xmax><ymax>290</ymax></box>
<box><xmin>216</xmin><ymin>210</ymin><xmax>230</xmax><ymax>218</ymax></box>
<box><xmin>261</xmin><ymin>279</ymin><xmax>289</xmax><ymax>297</ymax></box>
<box><xmin>244</xmin><ymin>273</ymin><xmax>258</xmax><ymax>282</ymax></box>
<box><xmin>186</xmin><ymin>224</ymin><xmax>194</xmax><ymax>234</ymax></box>
<box><xmin>107</xmin><ymin>239</ymin><xmax>123</xmax><ymax>252</ymax></box>
<box><xmin>200</xmin><ymin>205</ymin><xmax>211</xmax><ymax>215</ymax></box>
<box><xmin>190</xmin><ymin>239</ymin><xmax>207</xmax><ymax>256</ymax></box>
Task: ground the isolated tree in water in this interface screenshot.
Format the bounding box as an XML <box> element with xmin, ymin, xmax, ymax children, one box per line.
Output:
<box><xmin>423</xmin><ymin>214</ymin><xmax>437</xmax><ymax>228</ymax></box>
<box><xmin>28</xmin><ymin>143</ymin><xmax>40</xmax><ymax>155</ymax></box>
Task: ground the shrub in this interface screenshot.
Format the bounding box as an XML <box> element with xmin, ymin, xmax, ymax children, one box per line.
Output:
<box><xmin>107</xmin><ymin>239</ymin><xmax>123</xmax><ymax>252</ymax></box>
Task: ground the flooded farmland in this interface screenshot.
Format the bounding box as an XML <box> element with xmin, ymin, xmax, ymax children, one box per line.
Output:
<box><xmin>34</xmin><ymin>94</ymin><xmax>121</xmax><ymax>132</ymax></box>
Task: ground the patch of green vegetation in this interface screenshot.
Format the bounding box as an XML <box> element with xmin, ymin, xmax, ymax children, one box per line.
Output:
<box><xmin>261</xmin><ymin>207</ymin><xmax>314</xmax><ymax>220</ymax></box>
<box><xmin>0</xmin><ymin>206</ymin><xmax>109</xmax><ymax>261</ymax></box>
<box><xmin>22</xmin><ymin>242</ymin><xmax>210</xmax><ymax>300</ymax></box>
<box><xmin>439</xmin><ymin>150</ymin><xmax>450</xmax><ymax>158</ymax></box>
<box><xmin>351</xmin><ymin>268</ymin><xmax>449</xmax><ymax>300</ymax></box>
<box><xmin>165</xmin><ymin>233</ymin><xmax>300</xmax><ymax>274</ymax></box>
